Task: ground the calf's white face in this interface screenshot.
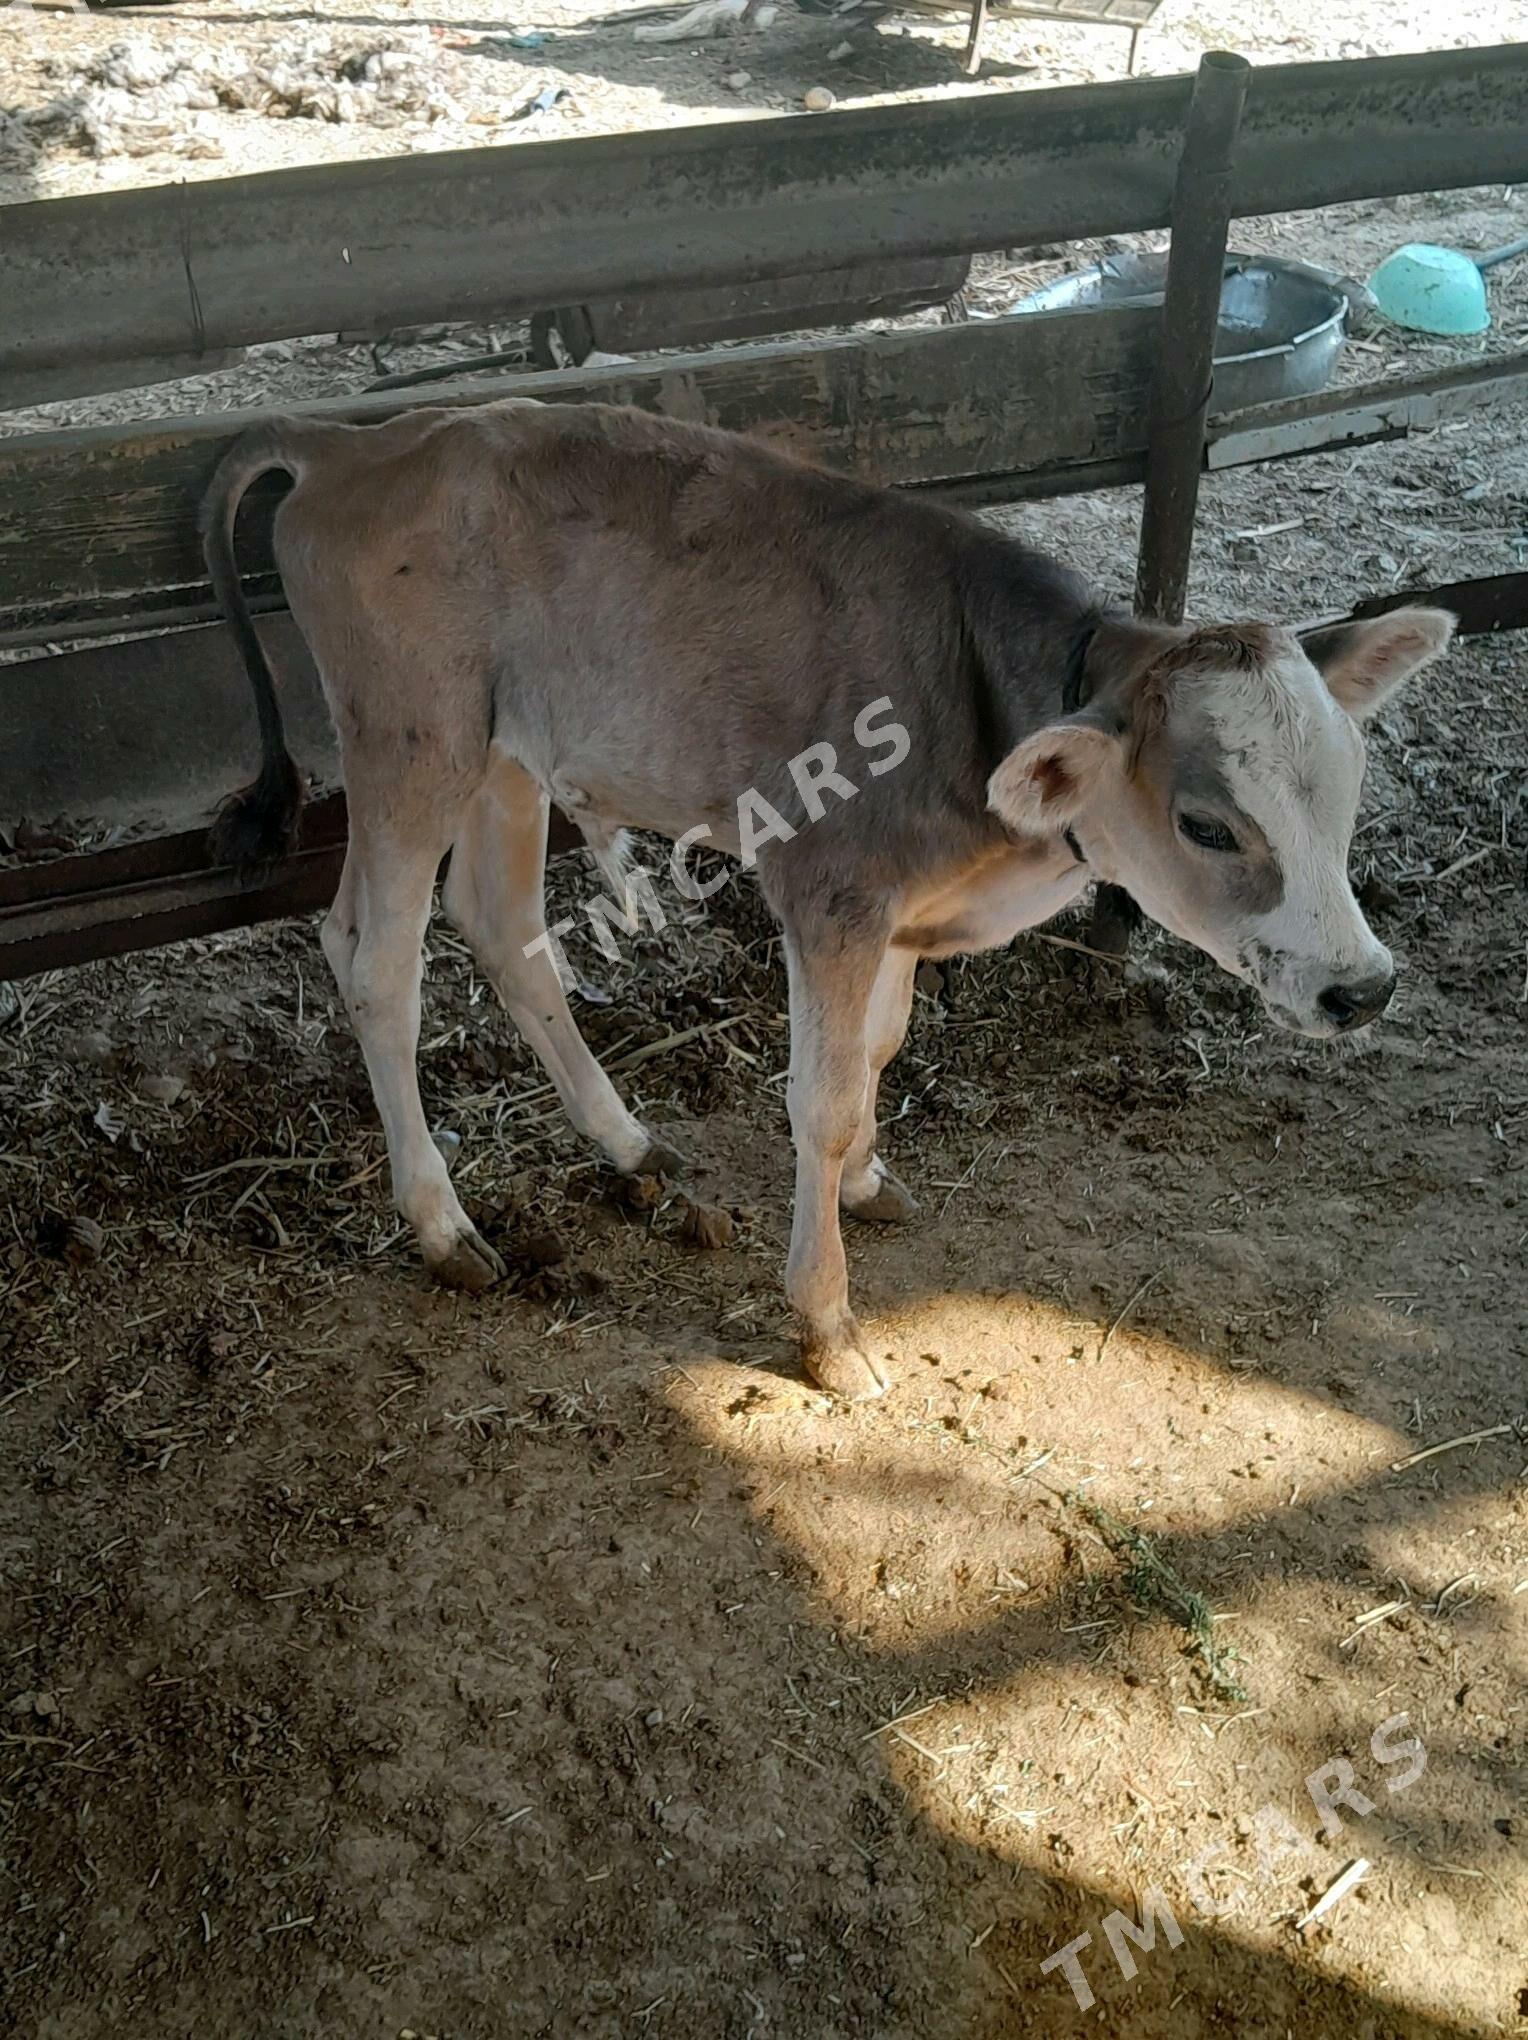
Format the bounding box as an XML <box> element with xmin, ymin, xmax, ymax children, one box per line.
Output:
<box><xmin>987</xmin><ymin>606</ymin><xmax>1455</xmax><ymax>1037</ymax></box>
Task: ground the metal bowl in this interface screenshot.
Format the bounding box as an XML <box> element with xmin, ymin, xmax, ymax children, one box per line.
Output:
<box><xmin>1012</xmin><ymin>252</ymin><xmax>1350</xmax><ymax>411</ymax></box>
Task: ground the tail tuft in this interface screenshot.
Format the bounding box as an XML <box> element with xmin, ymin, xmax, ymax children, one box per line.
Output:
<box><xmin>209</xmin><ymin>751</ymin><xmax>304</xmax><ymax>875</ymax></box>
<box><xmin>200</xmin><ymin>420</ymin><xmax>308</xmax><ymax>881</ymax></box>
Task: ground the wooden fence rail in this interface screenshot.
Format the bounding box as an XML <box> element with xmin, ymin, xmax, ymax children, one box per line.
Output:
<box><xmin>3</xmin><ymin>41</ymin><xmax>1526</xmax><ymax>405</ymax></box>
<box><xmin>4</xmin><ymin>326</ymin><xmax>1525</xmax><ymax>648</ymax></box>
<box><xmin>0</xmin><ymin>308</ymin><xmax>1161</xmax><ymax>642</ymax></box>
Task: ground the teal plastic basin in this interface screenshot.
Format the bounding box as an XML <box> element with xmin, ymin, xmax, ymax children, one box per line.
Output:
<box><xmin>1368</xmin><ymin>243</ymin><xmax>1490</xmax><ymax>336</ymax></box>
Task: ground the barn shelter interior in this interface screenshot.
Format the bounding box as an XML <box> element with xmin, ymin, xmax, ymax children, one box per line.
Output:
<box><xmin>0</xmin><ymin>5</ymin><xmax>1525</xmax><ymax>2034</ymax></box>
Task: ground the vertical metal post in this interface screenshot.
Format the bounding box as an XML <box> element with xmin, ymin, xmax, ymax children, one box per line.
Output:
<box><xmin>1090</xmin><ymin>51</ymin><xmax>1248</xmax><ymax>967</ymax></box>
<box><xmin>962</xmin><ymin>0</ymin><xmax>991</xmax><ymax>76</ymax></box>
<box><xmin>1133</xmin><ymin>49</ymin><xmax>1250</xmax><ymax>624</ymax></box>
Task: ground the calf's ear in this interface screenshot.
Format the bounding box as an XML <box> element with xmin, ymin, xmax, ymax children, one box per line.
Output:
<box><xmin>987</xmin><ymin>719</ymin><xmax>1119</xmax><ymax>835</ymax></box>
<box><xmin>1298</xmin><ymin>606</ymin><xmax>1455</xmax><ymax>721</ymax></box>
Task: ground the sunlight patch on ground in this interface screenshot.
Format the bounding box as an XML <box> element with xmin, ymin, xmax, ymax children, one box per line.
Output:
<box><xmin>663</xmin><ymin>1291</ymin><xmax>1522</xmax><ymax>2034</ymax></box>
<box><xmin>672</xmin><ymin>1288</ymin><xmax>1423</xmax><ymax>1646</ymax></box>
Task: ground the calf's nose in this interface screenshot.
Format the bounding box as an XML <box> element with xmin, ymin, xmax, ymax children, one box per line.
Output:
<box><xmin>1318</xmin><ymin>972</ymin><xmax>1396</xmax><ymax>1031</ymax></box>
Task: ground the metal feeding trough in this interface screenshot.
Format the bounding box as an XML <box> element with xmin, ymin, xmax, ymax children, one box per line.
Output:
<box><xmin>1014</xmin><ymin>252</ymin><xmax>1350</xmax><ymax>412</ymax></box>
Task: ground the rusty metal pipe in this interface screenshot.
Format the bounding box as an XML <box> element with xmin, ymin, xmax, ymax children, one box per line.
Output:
<box><xmin>1134</xmin><ymin>49</ymin><xmax>1251</xmax><ymax>624</ymax></box>
<box><xmin>1094</xmin><ymin>51</ymin><xmax>1249</xmax><ymax>963</ymax></box>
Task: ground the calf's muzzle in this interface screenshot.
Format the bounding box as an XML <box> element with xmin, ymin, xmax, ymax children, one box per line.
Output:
<box><xmin>1317</xmin><ymin>970</ymin><xmax>1397</xmax><ymax>1032</ymax></box>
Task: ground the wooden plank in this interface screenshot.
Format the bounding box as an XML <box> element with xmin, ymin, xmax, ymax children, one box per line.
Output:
<box><xmin>4</xmin><ymin>43</ymin><xmax>1525</xmax><ymax>401</ymax></box>
<box><xmin>542</xmin><ymin>255</ymin><xmax>970</xmax><ymax>362</ymax></box>
<box><xmin>0</xmin><ymin>797</ymin><xmax>333</xmax><ymax>912</ymax></box>
<box><xmin>1005</xmin><ymin>0</ymin><xmax>1160</xmax><ymax>20</ymax></box>
<box><xmin>0</xmin><ymin>840</ymin><xmax>347</xmax><ymax>981</ymax></box>
<box><xmin>0</xmin><ymin>792</ymin><xmax>345</xmax><ymax>979</ymax></box>
<box><xmin>1343</xmin><ymin>571</ymin><xmax>1528</xmax><ymax>639</ymax></box>
<box><xmin>8</xmin><ymin>338</ymin><xmax>1523</xmax><ymax>649</ymax></box>
<box><xmin>0</xmin><ymin>614</ymin><xmax>337</xmax><ymax>835</ymax></box>
<box><xmin>948</xmin><ymin>354</ymin><xmax>1528</xmax><ymax>504</ymax></box>
<box><xmin>0</xmin><ymin>307</ymin><xmax>1161</xmax><ymax>641</ymax></box>
<box><xmin>0</xmin><ymin>792</ymin><xmax>346</xmax><ymax>911</ymax></box>
<box><xmin>1206</xmin><ymin>352</ymin><xmax>1528</xmax><ymax>468</ymax></box>
<box><xmin>0</xmin><ymin>794</ymin><xmax>586</xmax><ymax>983</ymax></box>
<box><xmin>7</xmin><ymin>336</ymin><xmax>1526</xmax><ymax>648</ymax></box>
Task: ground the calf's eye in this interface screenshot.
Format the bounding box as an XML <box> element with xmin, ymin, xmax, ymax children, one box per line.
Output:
<box><xmin>1179</xmin><ymin>813</ymin><xmax>1240</xmax><ymax>855</ymax></box>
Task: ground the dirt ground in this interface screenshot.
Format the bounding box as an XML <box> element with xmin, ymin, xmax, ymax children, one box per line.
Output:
<box><xmin>2</xmin><ymin>1</ymin><xmax>1527</xmax><ymax>2036</ymax></box>
<box><xmin>4</xmin><ymin>0</ymin><xmax>1528</xmax><ymax>206</ymax></box>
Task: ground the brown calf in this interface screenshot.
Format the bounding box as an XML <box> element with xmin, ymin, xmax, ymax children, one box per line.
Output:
<box><xmin>203</xmin><ymin>399</ymin><xmax>1451</xmax><ymax>1396</ymax></box>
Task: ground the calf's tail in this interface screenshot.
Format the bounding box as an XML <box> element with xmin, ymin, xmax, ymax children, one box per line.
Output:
<box><xmin>200</xmin><ymin>419</ymin><xmax>310</xmax><ymax>873</ymax></box>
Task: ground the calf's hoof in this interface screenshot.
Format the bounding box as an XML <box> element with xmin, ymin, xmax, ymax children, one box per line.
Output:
<box><xmin>633</xmin><ymin>1131</ymin><xmax>687</xmax><ymax>1178</ymax></box>
<box><xmin>427</xmin><ymin>1227</ymin><xmax>506</xmax><ymax>1293</ymax></box>
<box><xmin>801</xmin><ymin>1316</ymin><xmax>890</xmax><ymax>1402</ymax></box>
<box><xmin>842</xmin><ymin>1162</ymin><xmax>918</xmax><ymax>1226</ymax></box>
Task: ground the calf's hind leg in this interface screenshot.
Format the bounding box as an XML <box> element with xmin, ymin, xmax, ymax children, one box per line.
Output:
<box><xmin>443</xmin><ymin>754</ymin><xmax>681</xmax><ymax>1177</ymax></box>
<box><xmin>328</xmin><ymin>824</ymin><xmax>506</xmax><ymax>1292</ymax></box>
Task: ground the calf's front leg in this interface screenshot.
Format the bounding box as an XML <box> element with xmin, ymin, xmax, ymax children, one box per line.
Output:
<box><xmin>783</xmin><ymin>922</ymin><xmax>893</xmax><ymax>1400</ymax></box>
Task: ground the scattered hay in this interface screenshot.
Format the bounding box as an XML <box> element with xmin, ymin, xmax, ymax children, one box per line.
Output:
<box><xmin>1077</xmin><ymin>1498</ymin><xmax>1249</xmax><ymax>1703</ymax></box>
<box><xmin>2</xmin><ymin>34</ymin><xmax>475</xmax><ymax>163</ymax></box>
